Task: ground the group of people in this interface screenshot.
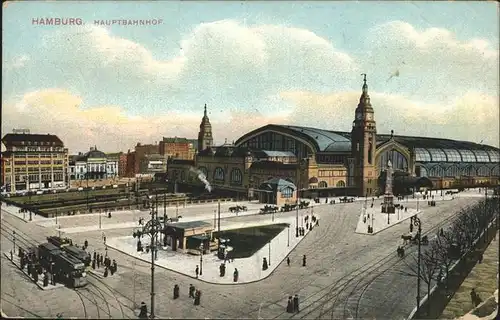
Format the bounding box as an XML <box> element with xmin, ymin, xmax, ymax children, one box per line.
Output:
<box><xmin>16</xmin><ymin>247</ymin><xmax>57</xmax><ymax>287</ymax></box>
<box><xmin>286</xmin><ymin>294</ymin><xmax>300</xmax><ymax>313</ymax></box>
<box><xmin>91</xmin><ymin>251</ymin><xmax>117</xmax><ymax>277</ymax></box>
<box><xmin>170</xmin><ymin>283</ymin><xmax>203</xmax><ymax>305</ymax></box>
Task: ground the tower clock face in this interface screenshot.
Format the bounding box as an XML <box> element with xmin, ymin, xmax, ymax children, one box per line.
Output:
<box><xmin>366</xmin><ymin>113</ymin><xmax>373</xmax><ymax>121</ymax></box>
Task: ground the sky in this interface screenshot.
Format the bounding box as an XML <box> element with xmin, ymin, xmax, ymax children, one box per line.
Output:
<box><xmin>2</xmin><ymin>1</ymin><xmax>499</xmax><ymax>153</ymax></box>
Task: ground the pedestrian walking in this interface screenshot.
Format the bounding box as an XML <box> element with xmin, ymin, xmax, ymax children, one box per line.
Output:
<box><xmin>173</xmin><ymin>284</ymin><xmax>180</xmax><ymax>299</ymax></box>
<box><xmin>286</xmin><ymin>296</ymin><xmax>293</xmax><ymax>313</ymax></box>
<box><xmin>293</xmin><ymin>294</ymin><xmax>299</xmax><ymax>313</ymax></box>
<box><xmin>478</xmin><ymin>253</ymin><xmax>483</xmax><ymax>264</ymax></box>
<box><xmin>287</xmin><ymin>257</ymin><xmax>290</xmax><ymax>266</ymax></box>
<box><xmin>195</xmin><ymin>265</ymin><xmax>199</xmax><ymax>278</ymax></box>
<box><xmin>302</xmin><ymin>255</ymin><xmax>306</xmax><ymax>267</ymax></box>
<box><xmin>189</xmin><ymin>284</ymin><xmax>195</xmax><ymax>298</ymax></box>
<box><xmin>138</xmin><ymin>302</ymin><xmax>148</xmax><ymax>319</ymax></box>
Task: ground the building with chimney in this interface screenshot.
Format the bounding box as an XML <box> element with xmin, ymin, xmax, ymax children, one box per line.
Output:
<box><xmin>165</xmin><ymin>77</ymin><xmax>499</xmax><ymax>199</ymax></box>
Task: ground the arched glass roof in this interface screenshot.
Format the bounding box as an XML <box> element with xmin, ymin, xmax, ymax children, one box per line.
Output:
<box><xmin>415</xmin><ymin>148</ymin><xmax>432</xmax><ymax>162</ymax></box>
<box><xmin>472</xmin><ymin>150</ymin><xmax>491</xmax><ymax>162</ymax></box>
<box><xmin>443</xmin><ymin>149</ymin><xmax>462</xmax><ymax>162</ymax></box>
<box><xmin>487</xmin><ymin>150</ymin><xmax>499</xmax><ymax>162</ymax></box>
<box><xmin>427</xmin><ymin>148</ymin><xmax>447</xmax><ymax>162</ymax></box>
<box><xmin>458</xmin><ymin>150</ymin><xmax>477</xmax><ymax>162</ymax></box>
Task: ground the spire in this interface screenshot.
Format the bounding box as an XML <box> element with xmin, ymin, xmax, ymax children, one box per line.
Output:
<box><xmin>361</xmin><ymin>73</ymin><xmax>368</xmax><ymax>94</ymax></box>
<box><xmin>358</xmin><ymin>73</ymin><xmax>372</xmax><ymax>107</ymax></box>
<box><xmin>204</xmin><ymin>104</ymin><xmax>207</xmax><ymax>117</ymax></box>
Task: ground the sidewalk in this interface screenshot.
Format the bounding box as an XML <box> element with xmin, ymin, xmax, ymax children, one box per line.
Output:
<box><xmin>355</xmin><ymin>205</ymin><xmax>420</xmax><ymax>235</ymax></box>
<box><xmin>440</xmin><ymin>231</ymin><xmax>499</xmax><ymax>319</ymax></box>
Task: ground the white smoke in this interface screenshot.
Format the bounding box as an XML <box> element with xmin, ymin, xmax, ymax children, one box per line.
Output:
<box><xmin>189</xmin><ymin>167</ymin><xmax>212</xmax><ymax>192</ymax></box>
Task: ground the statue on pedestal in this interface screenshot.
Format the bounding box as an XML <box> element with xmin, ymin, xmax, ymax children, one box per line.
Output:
<box><xmin>381</xmin><ymin>160</ymin><xmax>396</xmax><ymax>214</ymax></box>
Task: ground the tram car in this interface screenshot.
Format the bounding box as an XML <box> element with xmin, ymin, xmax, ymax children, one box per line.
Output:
<box><xmin>47</xmin><ymin>236</ymin><xmax>91</xmax><ymax>267</ymax></box>
<box><xmin>61</xmin><ymin>245</ymin><xmax>91</xmax><ymax>267</ymax></box>
<box><xmin>47</xmin><ymin>236</ymin><xmax>72</xmax><ymax>248</ymax></box>
<box><xmin>37</xmin><ymin>243</ymin><xmax>88</xmax><ymax>288</ymax></box>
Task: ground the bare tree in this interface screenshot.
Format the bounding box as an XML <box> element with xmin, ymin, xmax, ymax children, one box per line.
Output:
<box><xmin>396</xmin><ymin>245</ymin><xmax>440</xmax><ymax>316</ymax></box>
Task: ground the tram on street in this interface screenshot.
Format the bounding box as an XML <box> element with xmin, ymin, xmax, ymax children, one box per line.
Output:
<box><xmin>61</xmin><ymin>245</ymin><xmax>91</xmax><ymax>267</ymax></box>
<box><xmin>37</xmin><ymin>243</ymin><xmax>88</xmax><ymax>288</ymax></box>
<box><xmin>47</xmin><ymin>236</ymin><xmax>91</xmax><ymax>267</ymax></box>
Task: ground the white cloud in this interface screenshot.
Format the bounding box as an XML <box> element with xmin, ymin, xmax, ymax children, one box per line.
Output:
<box><xmin>363</xmin><ymin>21</ymin><xmax>499</xmax><ymax>99</ymax></box>
<box><xmin>1</xmin><ymin>89</ymin><xmax>288</xmax><ymax>153</ymax></box>
<box><xmin>280</xmin><ymin>89</ymin><xmax>499</xmax><ymax>147</ymax></box>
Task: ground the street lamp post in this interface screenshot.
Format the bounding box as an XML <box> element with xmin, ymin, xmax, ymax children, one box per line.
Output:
<box><xmin>412</xmin><ymin>215</ymin><xmax>423</xmax><ymax>318</ymax></box>
<box><xmin>135</xmin><ymin>195</ymin><xmax>162</xmax><ymax>319</ymax></box>
<box><xmin>295</xmin><ymin>197</ymin><xmax>299</xmax><ymax>238</ymax></box>
<box><xmin>268</xmin><ymin>241</ymin><xmax>271</xmax><ymax>266</ymax></box>
<box><xmin>199</xmin><ymin>243</ymin><xmax>204</xmax><ymax>276</ymax></box>
<box><xmin>13</xmin><ymin>230</ymin><xmax>16</xmax><ymax>253</ymax></box>
<box><xmin>287</xmin><ymin>225</ymin><xmax>290</xmax><ymax>247</ymax></box>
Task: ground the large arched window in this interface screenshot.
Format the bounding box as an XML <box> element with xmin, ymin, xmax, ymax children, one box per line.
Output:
<box><xmin>213</xmin><ymin>167</ymin><xmax>225</xmax><ymax>181</ymax></box>
<box><xmin>428</xmin><ymin>165</ymin><xmax>445</xmax><ymax>177</ymax></box>
<box><xmin>477</xmin><ymin>166</ymin><xmax>490</xmax><ymax>176</ymax></box>
<box><xmin>377</xmin><ymin>149</ymin><xmax>408</xmax><ymax>174</ymax></box>
<box><xmin>445</xmin><ymin>165</ymin><xmax>460</xmax><ymax>177</ymax></box>
<box><xmin>336</xmin><ymin>180</ymin><xmax>345</xmax><ymax>187</ymax></box>
<box><xmin>461</xmin><ymin>166</ymin><xmax>473</xmax><ymax>176</ymax></box>
<box><xmin>491</xmin><ymin>165</ymin><xmax>499</xmax><ymax>176</ymax></box>
<box><xmin>318</xmin><ymin>181</ymin><xmax>328</xmax><ymax>188</ymax></box>
<box><xmin>230</xmin><ymin>168</ymin><xmax>243</xmax><ymax>185</ymax></box>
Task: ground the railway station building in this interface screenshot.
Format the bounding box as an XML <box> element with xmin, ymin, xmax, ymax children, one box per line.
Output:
<box><xmin>167</xmin><ymin>77</ymin><xmax>500</xmax><ymax>198</ymax></box>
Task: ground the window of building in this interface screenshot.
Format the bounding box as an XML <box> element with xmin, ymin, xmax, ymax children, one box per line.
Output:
<box><xmin>458</xmin><ymin>150</ymin><xmax>477</xmax><ymax>162</ymax></box>
<box><xmin>336</xmin><ymin>180</ymin><xmax>345</xmax><ymax>187</ymax></box>
<box><xmin>428</xmin><ymin>149</ymin><xmax>447</xmax><ymax>162</ymax></box>
<box><xmin>213</xmin><ymin>167</ymin><xmax>225</xmax><ymax>181</ymax></box>
<box><xmin>415</xmin><ymin>148</ymin><xmax>432</xmax><ymax>162</ymax></box>
<box><xmin>477</xmin><ymin>166</ymin><xmax>490</xmax><ymax>176</ymax></box>
<box><xmin>318</xmin><ymin>181</ymin><xmax>327</xmax><ymax>188</ymax></box>
<box><xmin>281</xmin><ymin>187</ymin><xmax>293</xmax><ymax>198</ymax></box>
<box><xmin>472</xmin><ymin>150</ymin><xmax>491</xmax><ymax>162</ymax></box>
<box><xmin>230</xmin><ymin>168</ymin><xmax>243</xmax><ymax>185</ymax></box>
<box><xmin>487</xmin><ymin>150</ymin><xmax>499</xmax><ymax>163</ymax></box>
<box><xmin>428</xmin><ymin>165</ymin><xmax>445</xmax><ymax>177</ymax></box>
<box><xmin>377</xmin><ymin>149</ymin><xmax>408</xmax><ymax>174</ymax></box>
<box><xmin>445</xmin><ymin>166</ymin><xmax>460</xmax><ymax>177</ymax></box>
<box><xmin>442</xmin><ymin>149</ymin><xmax>462</xmax><ymax>162</ymax></box>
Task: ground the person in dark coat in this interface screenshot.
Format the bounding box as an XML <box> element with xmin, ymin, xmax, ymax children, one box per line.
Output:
<box><xmin>93</xmin><ymin>251</ymin><xmax>97</xmax><ymax>261</ymax></box>
<box><xmin>293</xmin><ymin>294</ymin><xmax>299</xmax><ymax>313</ymax></box>
<box><xmin>309</xmin><ymin>224</ymin><xmax>313</xmax><ymax>231</ymax></box>
<box><xmin>262</xmin><ymin>257</ymin><xmax>268</xmax><ymax>271</ymax></box>
<box><xmin>302</xmin><ymin>255</ymin><xmax>306</xmax><ymax>267</ymax></box>
<box><xmin>173</xmin><ymin>284</ymin><xmax>180</xmax><ymax>299</ymax></box>
<box><xmin>112</xmin><ymin>259</ymin><xmax>117</xmax><ymax>273</ymax></box>
<box><xmin>43</xmin><ymin>272</ymin><xmax>49</xmax><ymax>287</ymax></box>
<box><xmin>194</xmin><ymin>290</ymin><xmax>201</xmax><ymax>305</ymax></box>
<box><xmin>189</xmin><ymin>284</ymin><xmax>195</xmax><ymax>298</ymax></box>
<box><xmin>92</xmin><ymin>259</ymin><xmax>96</xmax><ymax>270</ymax></box>
<box><xmin>84</xmin><ymin>240</ymin><xmax>88</xmax><ymax>249</ymax></box>
<box><xmin>100</xmin><ymin>254</ymin><xmax>104</xmax><ymax>265</ymax></box>
<box><xmin>138</xmin><ymin>302</ymin><xmax>148</xmax><ymax>319</ymax></box>
<box><xmin>195</xmin><ymin>265</ymin><xmax>199</xmax><ymax>278</ymax></box>
<box><xmin>233</xmin><ymin>268</ymin><xmax>239</xmax><ymax>282</ymax></box>
<box><xmin>287</xmin><ymin>257</ymin><xmax>290</xmax><ymax>266</ymax></box>
<box><xmin>219</xmin><ymin>263</ymin><xmax>225</xmax><ymax>277</ymax></box>
<box><xmin>104</xmin><ymin>267</ymin><xmax>108</xmax><ymax>277</ymax></box>
<box><xmin>286</xmin><ymin>296</ymin><xmax>293</xmax><ymax>313</ymax></box>
<box><xmin>33</xmin><ymin>270</ymin><xmax>39</xmax><ymax>283</ymax></box>
<box><xmin>97</xmin><ymin>256</ymin><xmax>101</xmax><ymax>268</ymax></box>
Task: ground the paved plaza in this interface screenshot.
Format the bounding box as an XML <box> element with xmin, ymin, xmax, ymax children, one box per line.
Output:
<box><xmin>0</xmin><ymin>189</ymin><xmax>491</xmax><ymax>319</ymax></box>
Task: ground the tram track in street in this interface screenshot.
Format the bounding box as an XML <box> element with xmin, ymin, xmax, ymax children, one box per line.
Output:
<box><xmin>275</xmin><ymin>200</ymin><xmax>474</xmax><ymax>319</ymax></box>
<box><xmin>0</xmin><ymin>217</ymin><xmax>132</xmax><ymax>319</ymax></box>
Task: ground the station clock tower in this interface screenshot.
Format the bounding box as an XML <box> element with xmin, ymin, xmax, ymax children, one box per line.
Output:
<box><xmin>351</xmin><ymin>74</ymin><xmax>377</xmax><ymax>196</ymax></box>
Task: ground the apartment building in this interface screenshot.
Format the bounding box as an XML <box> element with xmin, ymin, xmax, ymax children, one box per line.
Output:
<box><xmin>1</xmin><ymin>131</ymin><xmax>68</xmax><ymax>193</ymax></box>
<box><xmin>159</xmin><ymin>137</ymin><xmax>197</xmax><ymax>160</ymax></box>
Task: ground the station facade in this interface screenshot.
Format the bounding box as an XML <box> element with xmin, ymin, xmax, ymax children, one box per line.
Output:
<box><xmin>167</xmin><ymin>77</ymin><xmax>500</xmax><ymax>198</ymax></box>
